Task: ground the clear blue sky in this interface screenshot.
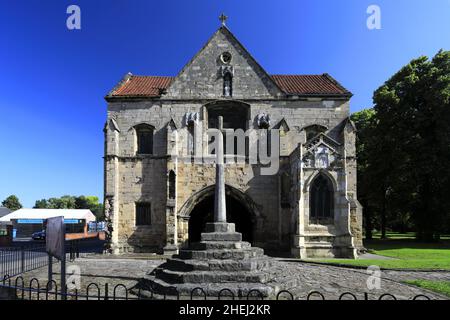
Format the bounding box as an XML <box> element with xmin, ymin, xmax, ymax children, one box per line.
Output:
<box><xmin>1</xmin><ymin>0</ymin><xmax>449</xmax><ymax>207</ymax></box>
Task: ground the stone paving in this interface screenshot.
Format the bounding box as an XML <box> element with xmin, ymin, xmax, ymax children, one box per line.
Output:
<box><xmin>5</xmin><ymin>256</ymin><xmax>449</xmax><ymax>300</ymax></box>
<box><xmin>269</xmin><ymin>260</ymin><xmax>449</xmax><ymax>300</ymax></box>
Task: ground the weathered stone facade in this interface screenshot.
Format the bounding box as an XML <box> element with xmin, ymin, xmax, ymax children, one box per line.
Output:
<box><xmin>103</xmin><ymin>25</ymin><xmax>363</xmax><ymax>258</ymax></box>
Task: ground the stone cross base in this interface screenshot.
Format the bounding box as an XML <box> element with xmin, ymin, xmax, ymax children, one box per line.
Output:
<box><xmin>204</xmin><ymin>222</ymin><xmax>235</xmax><ymax>233</ymax></box>
<box><xmin>200</xmin><ymin>222</ymin><xmax>243</xmax><ymax>242</ymax></box>
<box><xmin>139</xmin><ymin>221</ymin><xmax>275</xmax><ymax>298</ymax></box>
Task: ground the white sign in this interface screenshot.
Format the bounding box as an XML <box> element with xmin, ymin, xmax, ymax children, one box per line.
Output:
<box><xmin>46</xmin><ymin>216</ymin><xmax>65</xmax><ymax>260</ymax></box>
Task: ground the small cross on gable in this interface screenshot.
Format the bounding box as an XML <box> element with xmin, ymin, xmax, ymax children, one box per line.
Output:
<box><xmin>219</xmin><ymin>13</ymin><xmax>228</xmax><ymax>26</ymax></box>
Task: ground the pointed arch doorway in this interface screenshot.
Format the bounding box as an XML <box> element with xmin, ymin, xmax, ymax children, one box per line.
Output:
<box><xmin>179</xmin><ymin>185</ymin><xmax>258</xmax><ymax>245</ymax></box>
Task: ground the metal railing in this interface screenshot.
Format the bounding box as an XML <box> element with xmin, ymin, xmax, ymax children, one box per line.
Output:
<box><xmin>0</xmin><ymin>238</ymin><xmax>104</xmax><ymax>280</ymax></box>
<box><xmin>0</xmin><ymin>244</ymin><xmax>47</xmax><ymax>279</ymax></box>
<box><xmin>0</xmin><ymin>276</ymin><xmax>433</xmax><ymax>301</ymax></box>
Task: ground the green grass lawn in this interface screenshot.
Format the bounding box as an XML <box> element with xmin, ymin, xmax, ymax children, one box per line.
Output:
<box><xmin>311</xmin><ymin>233</ymin><xmax>450</xmax><ymax>270</ymax></box>
<box><xmin>405</xmin><ymin>280</ymin><xmax>450</xmax><ymax>297</ymax></box>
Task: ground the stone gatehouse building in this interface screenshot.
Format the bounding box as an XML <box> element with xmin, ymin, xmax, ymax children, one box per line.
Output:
<box><xmin>103</xmin><ymin>23</ymin><xmax>363</xmax><ymax>258</ymax></box>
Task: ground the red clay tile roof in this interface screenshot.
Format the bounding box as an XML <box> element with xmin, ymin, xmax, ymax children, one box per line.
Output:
<box><xmin>271</xmin><ymin>74</ymin><xmax>351</xmax><ymax>96</ymax></box>
<box><xmin>111</xmin><ymin>75</ymin><xmax>174</xmax><ymax>97</ymax></box>
<box><xmin>108</xmin><ymin>73</ymin><xmax>351</xmax><ymax>98</ymax></box>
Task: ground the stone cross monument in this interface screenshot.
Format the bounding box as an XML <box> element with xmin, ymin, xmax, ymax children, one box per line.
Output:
<box><xmin>139</xmin><ymin>115</ymin><xmax>274</xmax><ymax>297</ymax></box>
<box><xmin>214</xmin><ymin>116</ymin><xmax>226</xmax><ymax>223</ymax></box>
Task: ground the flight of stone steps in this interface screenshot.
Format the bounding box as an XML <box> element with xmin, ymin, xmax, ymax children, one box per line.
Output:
<box><xmin>137</xmin><ymin>222</ymin><xmax>276</xmax><ymax>298</ymax></box>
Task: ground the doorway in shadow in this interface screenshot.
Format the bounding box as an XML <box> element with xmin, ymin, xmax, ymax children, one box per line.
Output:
<box><xmin>188</xmin><ymin>194</ymin><xmax>253</xmax><ymax>244</ymax></box>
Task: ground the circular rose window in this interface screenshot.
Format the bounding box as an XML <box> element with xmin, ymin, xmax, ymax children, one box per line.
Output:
<box><xmin>220</xmin><ymin>52</ymin><xmax>232</xmax><ymax>64</ymax></box>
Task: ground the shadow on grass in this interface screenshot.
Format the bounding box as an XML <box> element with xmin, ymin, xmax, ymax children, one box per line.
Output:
<box><xmin>364</xmin><ymin>238</ymin><xmax>450</xmax><ymax>251</ymax></box>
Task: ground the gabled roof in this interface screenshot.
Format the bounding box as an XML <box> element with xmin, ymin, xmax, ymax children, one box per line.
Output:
<box><xmin>164</xmin><ymin>26</ymin><xmax>284</xmax><ymax>98</ymax></box>
<box><xmin>274</xmin><ymin>118</ymin><xmax>290</xmax><ymax>131</ymax></box>
<box><xmin>105</xmin><ymin>26</ymin><xmax>352</xmax><ymax>100</ymax></box>
<box><xmin>107</xmin><ymin>74</ymin><xmax>351</xmax><ymax>99</ymax></box>
<box><xmin>0</xmin><ymin>207</ymin><xmax>11</xmax><ymax>218</ymax></box>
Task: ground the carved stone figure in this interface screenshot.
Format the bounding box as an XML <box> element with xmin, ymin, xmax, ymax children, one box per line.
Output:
<box><xmin>257</xmin><ymin>113</ymin><xmax>271</xmax><ymax>129</ymax></box>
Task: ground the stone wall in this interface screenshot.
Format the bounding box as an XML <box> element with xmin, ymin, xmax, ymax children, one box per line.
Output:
<box><xmin>105</xmin><ymin>98</ymin><xmax>356</xmax><ymax>254</ymax></box>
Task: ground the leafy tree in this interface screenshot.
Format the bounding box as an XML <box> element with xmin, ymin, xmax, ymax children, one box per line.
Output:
<box><xmin>351</xmin><ymin>109</ymin><xmax>377</xmax><ymax>239</ymax></box>
<box><xmin>365</xmin><ymin>50</ymin><xmax>450</xmax><ymax>241</ymax></box>
<box><xmin>33</xmin><ymin>195</ymin><xmax>104</xmax><ymax>220</ymax></box>
<box><xmin>34</xmin><ymin>199</ymin><xmax>48</xmax><ymax>208</ymax></box>
<box><xmin>75</xmin><ymin>196</ymin><xmax>104</xmax><ymax>220</ymax></box>
<box><xmin>1</xmin><ymin>195</ymin><xmax>23</xmax><ymax>211</ymax></box>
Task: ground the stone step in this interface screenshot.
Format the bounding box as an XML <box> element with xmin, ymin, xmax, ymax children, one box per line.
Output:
<box><xmin>154</xmin><ymin>268</ymin><xmax>271</xmax><ymax>284</ymax></box>
<box><xmin>165</xmin><ymin>257</ymin><xmax>272</xmax><ymax>272</ymax></box>
<box><xmin>201</xmin><ymin>232</ymin><xmax>242</xmax><ymax>242</ymax></box>
<box><xmin>136</xmin><ymin>276</ymin><xmax>275</xmax><ymax>298</ymax></box>
<box><xmin>204</xmin><ymin>222</ymin><xmax>235</xmax><ymax>233</ymax></box>
<box><xmin>190</xmin><ymin>241</ymin><xmax>251</xmax><ymax>250</ymax></box>
<box><xmin>304</xmin><ymin>241</ymin><xmax>334</xmax><ymax>248</ymax></box>
<box><xmin>178</xmin><ymin>247</ymin><xmax>265</xmax><ymax>260</ymax></box>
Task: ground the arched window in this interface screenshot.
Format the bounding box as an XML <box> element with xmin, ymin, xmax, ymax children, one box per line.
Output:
<box><xmin>309</xmin><ymin>174</ymin><xmax>334</xmax><ymax>222</ymax></box>
<box><xmin>304</xmin><ymin>125</ymin><xmax>327</xmax><ymax>141</ymax></box>
<box><xmin>223</xmin><ymin>72</ymin><xmax>232</xmax><ymax>97</ymax></box>
<box><xmin>135</xmin><ymin>124</ymin><xmax>154</xmax><ymax>155</ymax></box>
<box><xmin>168</xmin><ymin>170</ymin><xmax>176</xmax><ymax>200</ymax></box>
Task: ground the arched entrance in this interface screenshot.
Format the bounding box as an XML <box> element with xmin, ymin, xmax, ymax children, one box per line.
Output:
<box><xmin>179</xmin><ymin>185</ymin><xmax>259</xmax><ymax>245</ymax></box>
<box><xmin>189</xmin><ymin>194</ymin><xmax>253</xmax><ymax>243</ymax></box>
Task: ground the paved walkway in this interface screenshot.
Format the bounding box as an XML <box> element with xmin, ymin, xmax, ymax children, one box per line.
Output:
<box><xmin>6</xmin><ymin>256</ymin><xmax>449</xmax><ymax>300</ymax></box>
<box><xmin>358</xmin><ymin>253</ymin><xmax>397</xmax><ymax>260</ymax></box>
<box><xmin>270</xmin><ymin>259</ymin><xmax>449</xmax><ymax>300</ymax></box>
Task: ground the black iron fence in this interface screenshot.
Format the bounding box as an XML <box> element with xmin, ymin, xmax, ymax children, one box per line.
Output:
<box><xmin>0</xmin><ymin>276</ymin><xmax>433</xmax><ymax>300</ymax></box>
<box><xmin>0</xmin><ymin>238</ymin><xmax>104</xmax><ymax>279</ymax></box>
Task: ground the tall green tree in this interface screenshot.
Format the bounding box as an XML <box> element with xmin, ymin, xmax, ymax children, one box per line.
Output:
<box><xmin>351</xmin><ymin>109</ymin><xmax>376</xmax><ymax>239</ymax></box>
<box><xmin>372</xmin><ymin>50</ymin><xmax>450</xmax><ymax>241</ymax></box>
<box><xmin>1</xmin><ymin>195</ymin><xmax>23</xmax><ymax>211</ymax></box>
<box><xmin>351</xmin><ymin>108</ymin><xmax>396</xmax><ymax>239</ymax></box>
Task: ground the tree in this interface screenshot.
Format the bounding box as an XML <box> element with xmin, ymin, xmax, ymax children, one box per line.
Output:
<box><xmin>34</xmin><ymin>199</ymin><xmax>48</xmax><ymax>208</ymax></box>
<box><xmin>1</xmin><ymin>195</ymin><xmax>23</xmax><ymax>211</ymax></box>
<box><xmin>351</xmin><ymin>109</ymin><xmax>376</xmax><ymax>239</ymax></box>
<box><xmin>352</xmin><ymin>108</ymin><xmax>396</xmax><ymax>239</ymax></box>
<box><xmin>372</xmin><ymin>50</ymin><xmax>450</xmax><ymax>241</ymax></box>
<box><xmin>75</xmin><ymin>196</ymin><xmax>104</xmax><ymax>220</ymax></box>
<box><xmin>33</xmin><ymin>195</ymin><xmax>104</xmax><ymax>220</ymax></box>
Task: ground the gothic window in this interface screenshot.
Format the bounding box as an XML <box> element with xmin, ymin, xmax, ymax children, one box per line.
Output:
<box><xmin>168</xmin><ymin>170</ymin><xmax>176</xmax><ymax>200</ymax></box>
<box><xmin>304</xmin><ymin>125</ymin><xmax>327</xmax><ymax>141</ymax></box>
<box><xmin>135</xmin><ymin>124</ymin><xmax>154</xmax><ymax>155</ymax></box>
<box><xmin>309</xmin><ymin>174</ymin><xmax>334</xmax><ymax>222</ymax></box>
<box><xmin>135</xmin><ymin>202</ymin><xmax>151</xmax><ymax>226</ymax></box>
<box><xmin>223</xmin><ymin>72</ymin><xmax>232</xmax><ymax>97</ymax></box>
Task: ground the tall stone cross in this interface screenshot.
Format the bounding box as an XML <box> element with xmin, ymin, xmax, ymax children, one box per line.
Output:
<box><xmin>219</xmin><ymin>13</ymin><xmax>228</xmax><ymax>26</ymax></box>
<box><xmin>214</xmin><ymin>116</ymin><xmax>227</xmax><ymax>223</ymax></box>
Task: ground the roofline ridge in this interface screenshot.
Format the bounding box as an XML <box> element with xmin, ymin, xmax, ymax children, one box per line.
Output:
<box><xmin>131</xmin><ymin>75</ymin><xmax>174</xmax><ymax>78</ymax></box>
<box><xmin>271</xmin><ymin>74</ymin><xmax>325</xmax><ymax>76</ymax></box>
<box><xmin>321</xmin><ymin>73</ymin><xmax>353</xmax><ymax>96</ymax></box>
<box><xmin>106</xmin><ymin>72</ymin><xmax>133</xmax><ymax>97</ymax></box>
